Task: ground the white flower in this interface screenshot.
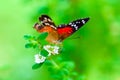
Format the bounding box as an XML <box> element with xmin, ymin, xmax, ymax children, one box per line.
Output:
<box><xmin>53</xmin><ymin>46</ymin><xmax>59</xmax><ymax>54</ymax></box>
<box><xmin>34</xmin><ymin>54</ymin><xmax>46</xmax><ymax>63</ymax></box>
<box><xmin>43</xmin><ymin>45</ymin><xmax>60</xmax><ymax>55</ymax></box>
<box><xmin>43</xmin><ymin>45</ymin><xmax>52</xmax><ymax>56</ymax></box>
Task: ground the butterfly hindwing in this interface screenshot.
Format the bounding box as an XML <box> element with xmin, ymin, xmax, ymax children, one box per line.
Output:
<box><xmin>39</xmin><ymin>15</ymin><xmax>56</xmax><ymax>29</ymax></box>
<box><xmin>34</xmin><ymin>15</ymin><xmax>57</xmax><ymax>33</ymax></box>
<box><xmin>57</xmin><ymin>24</ymin><xmax>74</xmax><ymax>41</ymax></box>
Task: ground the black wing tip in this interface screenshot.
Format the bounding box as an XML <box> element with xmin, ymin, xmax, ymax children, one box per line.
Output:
<box><xmin>83</xmin><ymin>17</ymin><xmax>90</xmax><ymax>22</ymax></box>
<box><xmin>41</xmin><ymin>14</ymin><xmax>51</xmax><ymax>19</ymax></box>
<box><xmin>86</xmin><ymin>17</ymin><xmax>90</xmax><ymax>20</ymax></box>
<box><xmin>39</xmin><ymin>14</ymin><xmax>51</xmax><ymax>21</ymax></box>
<box><xmin>41</xmin><ymin>14</ymin><xmax>49</xmax><ymax>17</ymax></box>
<box><xmin>84</xmin><ymin>17</ymin><xmax>90</xmax><ymax>20</ymax></box>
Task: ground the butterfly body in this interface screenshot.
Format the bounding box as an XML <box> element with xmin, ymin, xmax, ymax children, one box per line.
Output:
<box><xmin>34</xmin><ymin>15</ymin><xmax>90</xmax><ymax>44</ymax></box>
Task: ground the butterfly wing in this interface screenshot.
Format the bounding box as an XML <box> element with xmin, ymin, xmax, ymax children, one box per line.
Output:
<box><xmin>57</xmin><ymin>18</ymin><xmax>90</xmax><ymax>41</ymax></box>
<box><xmin>39</xmin><ymin>15</ymin><xmax>56</xmax><ymax>29</ymax></box>
<box><xmin>34</xmin><ymin>15</ymin><xmax>57</xmax><ymax>32</ymax></box>
<box><xmin>34</xmin><ymin>15</ymin><xmax>59</xmax><ymax>43</ymax></box>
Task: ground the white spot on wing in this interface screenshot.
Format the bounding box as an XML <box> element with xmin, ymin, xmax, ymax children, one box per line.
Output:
<box><xmin>51</xmin><ymin>25</ymin><xmax>57</xmax><ymax>29</ymax></box>
<box><xmin>74</xmin><ymin>26</ymin><xmax>78</xmax><ymax>30</ymax></box>
<box><xmin>48</xmin><ymin>19</ymin><xmax>52</xmax><ymax>22</ymax></box>
<box><xmin>76</xmin><ymin>21</ymin><xmax>80</xmax><ymax>23</ymax></box>
<box><xmin>44</xmin><ymin>17</ymin><xmax>47</xmax><ymax>20</ymax></box>
<box><xmin>73</xmin><ymin>24</ymin><xmax>78</xmax><ymax>30</ymax></box>
<box><xmin>45</xmin><ymin>23</ymin><xmax>50</xmax><ymax>25</ymax></box>
<box><xmin>82</xmin><ymin>20</ymin><xmax>85</xmax><ymax>24</ymax></box>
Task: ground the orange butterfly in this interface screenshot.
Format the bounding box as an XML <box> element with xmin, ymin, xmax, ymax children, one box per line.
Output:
<box><xmin>34</xmin><ymin>15</ymin><xmax>89</xmax><ymax>44</ymax></box>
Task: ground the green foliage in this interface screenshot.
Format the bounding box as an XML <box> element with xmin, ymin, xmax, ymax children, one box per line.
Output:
<box><xmin>25</xmin><ymin>42</ymin><xmax>34</xmax><ymax>48</ymax></box>
<box><xmin>24</xmin><ymin>33</ymin><xmax>80</xmax><ymax>79</ymax></box>
<box><xmin>24</xmin><ymin>32</ymin><xmax>49</xmax><ymax>49</ymax></box>
<box><xmin>32</xmin><ymin>63</ymin><xmax>44</xmax><ymax>70</ymax></box>
<box><xmin>45</xmin><ymin>59</ymin><xmax>79</xmax><ymax>80</ymax></box>
<box><xmin>24</xmin><ymin>33</ymin><xmax>49</xmax><ymax>69</ymax></box>
<box><xmin>24</xmin><ymin>34</ymin><xmax>35</xmax><ymax>40</ymax></box>
<box><xmin>1</xmin><ymin>0</ymin><xmax>119</xmax><ymax>80</ymax></box>
<box><xmin>37</xmin><ymin>32</ymin><xmax>48</xmax><ymax>40</ymax></box>
<box><xmin>61</xmin><ymin>61</ymin><xmax>75</xmax><ymax>71</ymax></box>
<box><xmin>40</xmin><ymin>49</ymin><xmax>49</xmax><ymax>57</ymax></box>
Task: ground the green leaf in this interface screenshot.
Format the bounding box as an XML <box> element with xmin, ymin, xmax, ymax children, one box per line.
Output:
<box><xmin>40</xmin><ymin>49</ymin><xmax>49</xmax><ymax>57</ymax></box>
<box><xmin>63</xmin><ymin>77</ymin><xmax>72</xmax><ymax>80</ymax></box>
<box><xmin>51</xmin><ymin>74</ymin><xmax>62</xmax><ymax>80</ymax></box>
<box><xmin>25</xmin><ymin>43</ymin><xmax>33</xmax><ymax>48</ymax></box>
<box><xmin>40</xmin><ymin>40</ymin><xmax>49</xmax><ymax>45</ymax></box>
<box><xmin>24</xmin><ymin>34</ymin><xmax>35</xmax><ymax>40</ymax></box>
<box><xmin>57</xmin><ymin>68</ymin><xmax>69</xmax><ymax>77</ymax></box>
<box><xmin>77</xmin><ymin>75</ymin><xmax>86</xmax><ymax>80</ymax></box>
<box><xmin>44</xmin><ymin>60</ymin><xmax>53</xmax><ymax>66</ymax></box>
<box><xmin>37</xmin><ymin>32</ymin><xmax>48</xmax><ymax>40</ymax></box>
<box><xmin>61</xmin><ymin>68</ymin><xmax>69</xmax><ymax>75</ymax></box>
<box><xmin>61</xmin><ymin>61</ymin><xmax>75</xmax><ymax>71</ymax></box>
<box><xmin>51</xmin><ymin>75</ymin><xmax>61</xmax><ymax>79</ymax></box>
<box><xmin>71</xmin><ymin>72</ymin><xmax>78</xmax><ymax>76</ymax></box>
<box><xmin>32</xmin><ymin>63</ymin><xmax>43</xmax><ymax>70</ymax></box>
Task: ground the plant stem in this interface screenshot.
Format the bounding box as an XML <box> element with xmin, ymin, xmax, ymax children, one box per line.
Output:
<box><xmin>50</xmin><ymin>59</ymin><xmax>60</xmax><ymax>69</ymax></box>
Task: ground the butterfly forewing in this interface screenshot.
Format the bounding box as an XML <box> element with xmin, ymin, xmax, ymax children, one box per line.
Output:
<box><xmin>68</xmin><ymin>17</ymin><xmax>89</xmax><ymax>31</ymax></box>
<box><xmin>57</xmin><ymin>18</ymin><xmax>90</xmax><ymax>41</ymax></box>
<box><xmin>34</xmin><ymin>15</ymin><xmax>59</xmax><ymax>44</ymax></box>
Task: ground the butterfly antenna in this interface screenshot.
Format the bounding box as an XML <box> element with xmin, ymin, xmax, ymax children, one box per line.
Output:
<box><xmin>67</xmin><ymin>36</ymin><xmax>81</xmax><ymax>40</ymax></box>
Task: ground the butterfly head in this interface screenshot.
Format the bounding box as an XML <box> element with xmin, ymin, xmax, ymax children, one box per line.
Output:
<box><xmin>33</xmin><ymin>23</ymin><xmax>43</xmax><ymax>32</ymax></box>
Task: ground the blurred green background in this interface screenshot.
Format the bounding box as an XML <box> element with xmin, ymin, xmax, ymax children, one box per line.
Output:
<box><xmin>0</xmin><ymin>0</ymin><xmax>120</xmax><ymax>80</ymax></box>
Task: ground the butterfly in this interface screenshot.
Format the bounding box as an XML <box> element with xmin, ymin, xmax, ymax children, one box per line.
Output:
<box><xmin>34</xmin><ymin>15</ymin><xmax>90</xmax><ymax>44</ymax></box>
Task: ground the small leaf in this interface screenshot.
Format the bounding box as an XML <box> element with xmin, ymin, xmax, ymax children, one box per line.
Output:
<box><xmin>77</xmin><ymin>75</ymin><xmax>86</xmax><ymax>80</ymax></box>
<box><xmin>37</xmin><ymin>32</ymin><xmax>48</xmax><ymax>40</ymax></box>
<box><xmin>61</xmin><ymin>61</ymin><xmax>75</xmax><ymax>70</ymax></box>
<box><xmin>31</xmin><ymin>40</ymin><xmax>38</xmax><ymax>48</ymax></box>
<box><xmin>51</xmin><ymin>75</ymin><xmax>61</xmax><ymax>79</ymax></box>
<box><xmin>40</xmin><ymin>49</ymin><xmax>49</xmax><ymax>57</ymax></box>
<box><xmin>71</xmin><ymin>72</ymin><xmax>78</xmax><ymax>76</ymax></box>
<box><xmin>63</xmin><ymin>77</ymin><xmax>72</xmax><ymax>80</ymax></box>
<box><xmin>56</xmin><ymin>57</ymin><xmax>63</xmax><ymax>62</ymax></box>
<box><xmin>24</xmin><ymin>34</ymin><xmax>35</xmax><ymax>40</ymax></box>
<box><xmin>44</xmin><ymin>60</ymin><xmax>53</xmax><ymax>66</ymax></box>
<box><xmin>61</xmin><ymin>68</ymin><xmax>69</xmax><ymax>75</ymax></box>
<box><xmin>32</xmin><ymin>63</ymin><xmax>43</xmax><ymax>70</ymax></box>
<box><xmin>40</xmin><ymin>40</ymin><xmax>49</xmax><ymax>45</ymax></box>
<box><xmin>25</xmin><ymin>43</ymin><xmax>33</xmax><ymax>48</ymax></box>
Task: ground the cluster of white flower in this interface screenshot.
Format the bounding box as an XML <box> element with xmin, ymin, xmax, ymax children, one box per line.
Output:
<box><xmin>34</xmin><ymin>54</ymin><xmax>46</xmax><ymax>63</ymax></box>
<box><xmin>43</xmin><ymin>45</ymin><xmax>59</xmax><ymax>55</ymax></box>
<box><xmin>34</xmin><ymin>45</ymin><xmax>60</xmax><ymax>64</ymax></box>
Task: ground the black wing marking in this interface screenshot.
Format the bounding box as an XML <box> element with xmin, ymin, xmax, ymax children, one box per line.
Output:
<box><xmin>39</xmin><ymin>15</ymin><xmax>56</xmax><ymax>29</ymax></box>
<box><xmin>68</xmin><ymin>17</ymin><xmax>90</xmax><ymax>31</ymax></box>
